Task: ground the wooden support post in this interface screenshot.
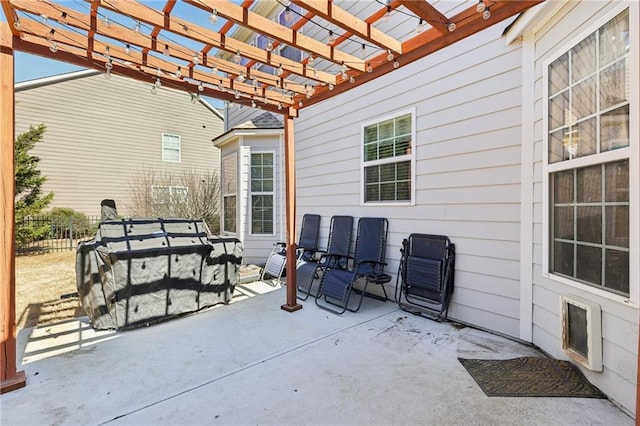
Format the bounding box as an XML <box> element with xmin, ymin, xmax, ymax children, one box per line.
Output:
<box><xmin>0</xmin><ymin>22</ymin><xmax>26</xmax><ymax>393</ymax></box>
<box><xmin>280</xmin><ymin>115</ymin><xmax>302</xmax><ymax>313</ymax></box>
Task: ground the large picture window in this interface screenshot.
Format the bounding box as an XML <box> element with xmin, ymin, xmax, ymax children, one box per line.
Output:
<box><xmin>250</xmin><ymin>152</ymin><xmax>274</xmax><ymax>234</ymax></box>
<box><xmin>361</xmin><ymin>110</ymin><xmax>415</xmax><ymax>204</ymax></box>
<box><xmin>547</xmin><ymin>9</ymin><xmax>630</xmax><ymax>296</ymax></box>
<box><xmin>222</xmin><ymin>154</ymin><xmax>237</xmax><ymax>234</ymax></box>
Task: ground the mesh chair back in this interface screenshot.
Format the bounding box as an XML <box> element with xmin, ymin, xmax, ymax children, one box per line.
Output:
<box><xmin>354</xmin><ymin>217</ymin><xmax>388</xmax><ymax>275</ymax></box>
<box><xmin>298</xmin><ymin>214</ymin><xmax>321</xmax><ymax>251</ymax></box>
<box><xmin>326</xmin><ymin>215</ymin><xmax>354</xmax><ymax>256</ymax></box>
<box><xmin>409</xmin><ymin>234</ymin><xmax>448</xmax><ymax>260</ymax></box>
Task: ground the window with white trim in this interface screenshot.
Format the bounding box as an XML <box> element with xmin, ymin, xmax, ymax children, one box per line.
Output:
<box><xmin>362</xmin><ymin>110</ymin><xmax>415</xmax><ymax>203</ymax></box>
<box><xmin>151</xmin><ymin>185</ymin><xmax>188</xmax><ymax>216</ymax></box>
<box><xmin>222</xmin><ymin>154</ymin><xmax>237</xmax><ymax>233</ymax></box>
<box><xmin>547</xmin><ymin>9</ymin><xmax>630</xmax><ymax>296</ymax></box>
<box><xmin>162</xmin><ymin>133</ymin><xmax>181</xmax><ymax>162</ymax></box>
<box><xmin>250</xmin><ymin>152</ymin><xmax>274</xmax><ymax>234</ymax></box>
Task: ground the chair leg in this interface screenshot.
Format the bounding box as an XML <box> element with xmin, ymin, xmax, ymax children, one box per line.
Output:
<box><xmin>350</xmin><ymin>274</ymin><xmax>390</xmax><ymax>312</ymax></box>
<box><xmin>296</xmin><ymin>263</ymin><xmax>322</xmax><ymax>301</ymax></box>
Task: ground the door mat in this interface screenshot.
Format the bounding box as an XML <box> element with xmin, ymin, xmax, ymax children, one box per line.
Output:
<box><xmin>458</xmin><ymin>356</ymin><xmax>605</xmax><ymax>398</ymax></box>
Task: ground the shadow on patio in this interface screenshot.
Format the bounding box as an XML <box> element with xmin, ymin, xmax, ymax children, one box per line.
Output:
<box><xmin>2</xmin><ymin>279</ymin><xmax>631</xmax><ymax>425</ymax></box>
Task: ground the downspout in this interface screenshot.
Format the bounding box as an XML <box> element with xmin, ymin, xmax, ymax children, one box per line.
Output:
<box><xmin>0</xmin><ymin>22</ymin><xmax>26</xmax><ymax>393</ymax></box>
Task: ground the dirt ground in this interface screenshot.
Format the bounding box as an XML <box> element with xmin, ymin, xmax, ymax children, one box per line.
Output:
<box><xmin>15</xmin><ymin>250</ymin><xmax>83</xmax><ymax>330</ymax></box>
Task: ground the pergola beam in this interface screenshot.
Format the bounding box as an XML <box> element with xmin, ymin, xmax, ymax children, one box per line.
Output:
<box><xmin>189</xmin><ymin>0</ymin><xmax>366</xmax><ymax>72</ymax></box>
<box><xmin>290</xmin><ymin>0</ymin><xmax>403</xmax><ymax>54</ymax></box>
<box><xmin>397</xmin><ymin>0</ymin><xmax>450</xmax><ymax>34</ymax></box>
<box><xmin>302</xmin><ymin>0</ymin><xmax>544</xmax><ymax>107</ymax></box>
<box><xmin>91</xmin><ymin>0</ymin><xmax>335</xmax><ymax>84</ymax></box>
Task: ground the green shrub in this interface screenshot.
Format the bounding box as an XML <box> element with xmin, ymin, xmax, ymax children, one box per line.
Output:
<box><xmin>46</xmin><ymin>208</ymin><xmax>96</xmax><ymax>238</ymax></box>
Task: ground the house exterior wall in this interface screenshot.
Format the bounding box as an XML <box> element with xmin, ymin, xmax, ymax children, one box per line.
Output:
<box><xmin>217</xmin><ymin>133</ymin><xmax>284</xmax><ymax>265</ymax></box>
<box><xmin>521</xmin><ymin>0</ymin><xmax>639</xmax><ymax>415</ymax></box>
<box><xmin>294</xmin><ymin>22</ymin><xmax>525</xmax><ymax>338</ymax></box>
<box><xmin>242</xmin><ymin>134</ymin><xmax>284</xmax><ymax>265</ymax></box>
<box><xmin>15</xmin><ymin>73</ymin><xmax>223</xmax><ymax>217</ymax></box>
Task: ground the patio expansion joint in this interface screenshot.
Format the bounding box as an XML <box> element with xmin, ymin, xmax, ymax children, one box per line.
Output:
<box><xmin>99</xmin><ymin>307</ymin><xmax>402</xmax><ymax>425</ymax></box>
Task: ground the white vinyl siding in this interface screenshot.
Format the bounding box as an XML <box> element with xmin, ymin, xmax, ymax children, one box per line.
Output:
<box><xmin>294</xmin><ymin>21</ymin><xmax>525</xmax><ymax>338</ymax></box>
<box><xmin>162</xmin><ymin>133</ymin><xmax>181</xmax><ymax>162</ymax></box>
<box><xmin>15</xmin><ymin>73</ymin><xmax>223</xmax><ymax>216</ymax></box>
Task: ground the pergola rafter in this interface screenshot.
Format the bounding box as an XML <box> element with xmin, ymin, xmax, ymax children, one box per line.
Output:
<box><xmin>0</xmin><ymin>0</ymin><xmax>546</xmax><ymax>394</ymax></box>
<box><xmin>3</xmin><ymin>0</ymin><xmax>543</xmax><ymax>113</ymax></box>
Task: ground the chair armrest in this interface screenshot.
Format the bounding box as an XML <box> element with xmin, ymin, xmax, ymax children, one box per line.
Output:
<box><xmin>318</xmin><ymin>252</ymin><xmax>353</xmax><ymax>270</ymax></box>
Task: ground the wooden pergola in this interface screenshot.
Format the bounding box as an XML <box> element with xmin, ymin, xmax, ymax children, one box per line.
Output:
<box><xmin>1</xmin><ymin>0</ymin><xmax>543</xmax><ymax>393</ymax></box>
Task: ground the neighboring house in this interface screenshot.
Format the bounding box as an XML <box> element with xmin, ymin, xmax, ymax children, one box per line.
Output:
<box><xmin>213</xmin><ymin>112</ymin><xmax>284</xmax><ymax>265</ymax></box>
<box><xmin>15</xmin><ymin>70</ymin><xmax>224</xmax><ymax>218</ymax></box>
<box><xmin>225</xmin><ymin>0</ymin><xmax>638</xmax><ymax>417</ymax></box>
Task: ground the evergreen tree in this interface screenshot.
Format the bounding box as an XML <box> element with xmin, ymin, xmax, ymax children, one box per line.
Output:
<box><xmin>14</xmin><ymin>124</ymin><xmax>54</xmax><ymax>246</ymax></box>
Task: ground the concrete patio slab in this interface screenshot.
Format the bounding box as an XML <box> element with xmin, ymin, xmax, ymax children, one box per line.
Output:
<box><xmin>1</xmin><ymin>282</ymin><xmax>632</xmax><ymax>425</ymax></box>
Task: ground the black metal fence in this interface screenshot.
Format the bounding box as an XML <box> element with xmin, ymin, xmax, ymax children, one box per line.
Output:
<box><xmin>17</xmin><ymin>215</ymin><xmax>101</xmax><ymax>255</ymax></box>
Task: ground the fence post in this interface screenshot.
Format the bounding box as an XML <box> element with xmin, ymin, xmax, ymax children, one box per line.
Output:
<box><xmin>69</xmin><ymin>217</ymin><xmax>73</xmax><ymax>251</ymax></box>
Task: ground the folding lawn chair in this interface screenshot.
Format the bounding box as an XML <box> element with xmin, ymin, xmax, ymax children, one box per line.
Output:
<box><xmin>315</xmin><ymin>217</ymin><xmax>388</xmax><ymax>314</ymax></box>
<box><xmin>260</xmin><ymin>214</ymin><xmax>321</xmax><ymax>284</ymax></box>
<box><xmin>395</xmin><ymin>234</ymin><xmax>455</xmax><ymax>320</ymax></box>
<box><xmin>297</xmin><ymin>215</ymin><xmax>353</xmax><ymax>301</ymax></box>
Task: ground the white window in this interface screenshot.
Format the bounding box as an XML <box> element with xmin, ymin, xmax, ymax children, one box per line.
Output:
<box><xmin>250</xmin><ymin>152</ymin><xmax>275</xmax><ymax>235</ymax></box>
<box><xmin>545</xmin><ymin>9</ymin><xmax>631</xmax><ymax>297</ymax></box>
<box><xmin>361</xmin><ymin>109</ymin><xmax>415</xmax><ymax>204</ymax></box>
<box><xmin>151</xmin><ymin>185</ymin><xmax>188</xmax><ymax>216</ymax></box>
<box><xmin>162</xmin><ymin>133</ymin><xmax>181</xmax><ymax>162</ymax></box>
<box><xmin>222</xmin><ymin>154</ymin><xmax>237</xmax><ymax>234</ymax></box>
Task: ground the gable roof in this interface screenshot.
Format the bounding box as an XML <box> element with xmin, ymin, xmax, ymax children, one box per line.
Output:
<box><xmin>234</xmin><ymin>112</ymin><xmax>283</xmax><ymax>130</ymax></box>
<box><xmin>212</xmin><ymin>112</ymin><xmax>283</xmax><ymax>147</ymax></box>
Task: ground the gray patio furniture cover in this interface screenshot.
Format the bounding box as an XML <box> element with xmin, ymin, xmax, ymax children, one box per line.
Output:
<box><xmin>76</xmin><ymin>218</ymin><xmax>242</xmax><ymax>330</ymax></box>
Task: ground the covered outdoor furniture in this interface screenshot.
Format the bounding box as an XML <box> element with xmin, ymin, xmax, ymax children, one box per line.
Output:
<box><xmin>76</xmin><ymin>218</ymin><xmax>242</xmax><ymax>330</ymax></box>
<box><xmin>297</xmin><ymin>215</ymin><xmax>354</xmax><ymax>301</ymax></box>
<box><xmin>395</xmin><ymin>233</ymin><xmax>455</xmax><ymax>320</ymax></box>
<box><xmin>315</xmin><ymin>217</ymin><xmax>388</xmax><ymax>314</ymax></box>
<box><xmin>260</xmin><ymin>213</ymin><xmax>321</xmax><ymax>284</ymax></box>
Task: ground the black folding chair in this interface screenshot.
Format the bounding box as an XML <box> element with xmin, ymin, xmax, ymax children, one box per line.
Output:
<box><xmin>297</xmin><ymin>215</ymin><xmax>353</xmax><ymax>301</ymax></box>
<box><xmin>315</xmin><ymin>217</ymin><xmax>388</xmax><ymax>314</ymax></box>
<box><xmin>395</xmin><ymin>234</ymin><xmax>455</xmax><ymax>320</ymax></box>
<box><xmin>261</xmin><ymin>214</ymin><xmax>321</xmax><ymax>284</ymax></box>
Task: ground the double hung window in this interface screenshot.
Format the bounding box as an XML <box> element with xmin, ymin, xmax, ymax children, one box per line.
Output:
<box><xmin>250</xmin><ymin>153</ymin><xmax>275</xmax><ymax>234</ymax></box>
<box><xmin>222</xmin><ymin>154</ymin><xmax>238</xmax><ymax>233</ymax></box>
<box><xmin>162</xmin><ymin>133</ymin><xmax>181</xmax><ymax>162</ymax></box>
<box><xmin>547</xmin><ymin>9</ymin><xmax>630</xmax><ymax>296</ymax></box>
<box><xmin>362</xmin><ymin>110</ymin><xmax>415</xmax><ymax>204</ymax></box>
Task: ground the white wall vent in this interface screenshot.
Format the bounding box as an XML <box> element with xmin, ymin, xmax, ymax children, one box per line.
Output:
<box><xmin>560</xmin><ymin>295</ymin><xmax>603</xmax><ymax>372</ymax></box>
